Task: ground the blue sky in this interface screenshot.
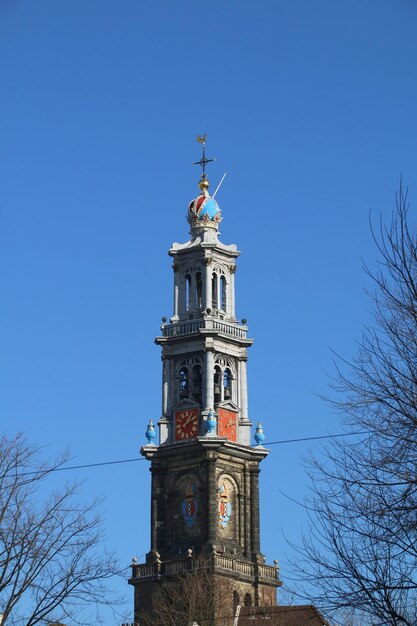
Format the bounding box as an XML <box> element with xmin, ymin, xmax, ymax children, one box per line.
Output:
<box><xmin>1</xmin><ymin>0</ymin><xmax>417</xmax><ymax>621</ymax></box>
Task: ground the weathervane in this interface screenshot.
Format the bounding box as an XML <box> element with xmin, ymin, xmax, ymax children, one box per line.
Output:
<box><xmin>192</xmin><ymin>133</ymin><xmax>215</xmax><ymax>180</ymax></box>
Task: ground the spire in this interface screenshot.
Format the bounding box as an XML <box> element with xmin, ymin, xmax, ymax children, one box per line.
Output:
<box><xmin>192</xmin><ymin>133</ymin><xmax>215</xmax><ymax>189</ymax></box>
<box><xmin>188</xmin><ymin>135</ymin><xmax>222</xmax><ymax>231</ymax></box>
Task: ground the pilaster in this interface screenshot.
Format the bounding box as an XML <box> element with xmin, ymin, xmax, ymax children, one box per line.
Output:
<box><xmin>204</xmin><ymin>257</ymin><xmax>212</xmax><ymax>310</ymax></box>
<box><xmin>204</xmin><ymin>348</ymin><xmax>215</xmax><ymax>412</ymax></box>
<box><xmin>171</xmin><ymin>264</ymin><xmax>179</xmax><ymax>322</ymax></box>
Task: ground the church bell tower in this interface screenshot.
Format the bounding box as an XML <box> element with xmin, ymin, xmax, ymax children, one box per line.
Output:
<box><xmin>129</xmin><ymin>139</ymin><xmax>280</xmax><ymax>624</ymax></box>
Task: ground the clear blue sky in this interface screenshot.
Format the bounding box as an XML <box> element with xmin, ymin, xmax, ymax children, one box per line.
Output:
<box><xmin>1</xmin><ymin>0</ymin><xmax>417</xmax><ymax>621</ymax></box>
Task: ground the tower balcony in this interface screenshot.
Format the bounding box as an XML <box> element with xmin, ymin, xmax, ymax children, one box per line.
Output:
<box><xmin>129</xmin><ymin>554</ymin><xmax>281</xmax><ymax>587</ymax></box>
<box><xmin>159</xmin><ymin>318</ymin><xmax>251</xmax><ymax>343</ymax></box>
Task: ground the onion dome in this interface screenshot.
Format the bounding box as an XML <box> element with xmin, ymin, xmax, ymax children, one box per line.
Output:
<box><xmin>188</xmin><ymin>178</ymin><xmax>222</xmax><ymax>230</ymax></box>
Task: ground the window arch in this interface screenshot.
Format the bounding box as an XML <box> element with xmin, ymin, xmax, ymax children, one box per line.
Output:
<box><xmin>214</xmin><ymin>365</ymin><xmax>222</xmax><ymax>406</ymax></box>
<box><xmin>195</xmin><ymin>272</ymin><xmax>203</xmax><ymax>309</ymax></box>
<box><xmin>233</xmin><ymin>591</ymin><xmax>240</xmax><ymax>614</ymax></box>
<box><xmin>244</xmin><ymin>593</ymin><xmax>252</xmax><ymax>607</ymax></box>
<box><xmin>185</xmin><ymin>274</ymin><xmax>191</xmax><ymax>311</ymax></box>
<box><xmin>220</xmin><ymin>275</ymin><xmax>227</xmax><ymax>311</ymax></box>
<box><xmin>192</xmin><ymin>364</ymin><xmax>203</xmax><ymax>404</ymax></box>
<box><xmin>223</xmin><ymin>368</ymin><xmax>232</xmax><ymax>400</ymax></box>
<box><xmin>179</xmin><ymin>367</ymin><xmax>189</xmax><ymax>400</ymax></box>
<box><xmin>212</xmin><ymin>272</ymin><xmax>218</xmax><ymax>309</ymax></box>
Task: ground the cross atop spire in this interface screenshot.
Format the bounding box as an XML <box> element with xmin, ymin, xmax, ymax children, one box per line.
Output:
<box><xmin>192</xmin><ymin>133</ymin><xmax>215</xmax><ymax>180</ymax></box>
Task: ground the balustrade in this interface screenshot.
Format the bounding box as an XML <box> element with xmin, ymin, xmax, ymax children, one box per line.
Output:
<box><xmin>162</xmin><ymin>318</ymin><xmax>247</xmax><ymax>340</ymax></box>
<box><xmin>258</xmin><ymin>563</ymin><xmax>280</xmax><ymax>580</ymax></box>
<box><xmin>131</xmin><ymin>555</ymin><xmax>276</xmax><ymax>582</ymax></box>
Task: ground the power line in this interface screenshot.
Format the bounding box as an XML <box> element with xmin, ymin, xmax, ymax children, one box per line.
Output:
<box><xmin>17</xmin><ymin>429</ymin><xmax>368</xmax><ymax>476</ymax></box>
<box><xmin>264</xmin><ymin>429</ymin><xmax>368</xmax><ymax>446</ymax></box>
<box><xmin>49</xmin><ymin>457</ymin><xmax>146</xmax><ymax>472</ymax></box>
<box><xmin>17</xmin><ymin>457</ymin><xmax>146</xmax><ymax>477</ymax></box>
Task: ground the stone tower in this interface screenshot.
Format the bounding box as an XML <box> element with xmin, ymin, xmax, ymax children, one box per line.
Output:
<box><xmin>129</xmin><ymin>142</ymin><xmax>280</xmax><ymax>625</ymax></box>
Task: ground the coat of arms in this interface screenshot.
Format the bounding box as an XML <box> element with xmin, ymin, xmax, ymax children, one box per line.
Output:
<box><xmin>181</xmin><ymin>483</ymin><xmax>198</xmax><ymax>528</ymax></box>
<box><xmin>218</xmin><ymin>481</ymin><xmax>232</xmax><ymax>528</ymax></box>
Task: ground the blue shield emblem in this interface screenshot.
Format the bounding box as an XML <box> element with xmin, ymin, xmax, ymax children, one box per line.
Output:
<box><xmin>182</xmin><ymin>483</ymin><xmax>198</xmax><ymax>527</ymax></box>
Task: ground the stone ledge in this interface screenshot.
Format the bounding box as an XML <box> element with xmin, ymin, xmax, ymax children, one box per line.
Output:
<box><xmin>128</xmin><ymin>554</ymin><xmax>281</xmax><ymax>587</ymax></box>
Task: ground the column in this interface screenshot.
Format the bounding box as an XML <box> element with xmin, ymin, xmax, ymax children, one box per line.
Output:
<box><xmin>250</xmin><ymin>467</ymin><xmax>261</xmax><ymax>555</ymax></box>
<box><xmin>162</xmin><ymin>357</ymin><xmax>169</xmax><ymax>416</ymax></box>
<box><xmin>204</xmin><ymin>260</ymin><xmax>212</xmax><ymax>310</ymax></box>
<box><xmin>239</xmin><ymin>357</ymin><xmax>249</xmax><ymax>420</ymax></box>
<box><xmin>204</xmin><ymin>349</ymin><xmax>214</xmax><ymax>410</ymax></box>
<box><xmin>206</xmin><ymin>456</ymin><xmax>217</xmax><ymax>545</ymax></box>
<box><xmin>243</xmin><ymin>465</ymin><xmax>250</xmax><ymax>555</ymax></box>
<box><xmin>167</xmin><ymin>358</ymin><xmax>173</xmax><ymax>413</ymax></box>
<box><xmin>150</xmin><ymin>470</ymin><xmax>158</xmax><ymax>552</ymax></box>
<box><xmin>229</xmin><ymin>265</ymin><xmax>236</xmax><ymax>319</ymax></box>
<box><xmin>190</xmin><ymin>272</ymin><xmax>196</xmax><ymax>311</ymax></box>
<box><xmin>172</xmin><ymin>265</ymin><xmax>179</xmax><ymax>321</ymax></box>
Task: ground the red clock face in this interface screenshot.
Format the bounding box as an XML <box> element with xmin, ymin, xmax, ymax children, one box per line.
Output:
<box><xmin>175</xmin><ymin>409</ymin><xmax>199</xmax><ymax>441</ymax></box>
<box><xmin>218</xmin><ymin>408</ymin><xmax>237</xmax><ymax>442</ymax></box>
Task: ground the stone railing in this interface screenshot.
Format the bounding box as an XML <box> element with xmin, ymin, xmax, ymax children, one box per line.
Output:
<box><xmin>130</xmin><ymin>555</ymin><xmax>279</xmax><ymax>583</ymax></box>
<box><xmin>213</xmin><ymin>554</ymin><xmax>254</xmax><ymax>576</ymax></box>
<box><xmin>162</xmin><ymin>319</ymin><xmax>204</xmax><ymax>337</ymax></box>
<box><xmin>211</xmin><ymin>320</ymin><xmax>247</xmax><ymax>339</ymax></box>
<box><xmin>132</xmin><ymin>562</ymin><xmax>159</xmax><ymax>578</ymax></box>
<box><xmin>161</xmin><ymin>318</ymin><xmax>248</xmax><ymax>341</ymax></box>
<box><xmin>164</xmin><ymin>559</ymin><xmax>189</xmax><ymax>576</ymax></box>
<box><xmin>258</xmin><ymin>563</ymin><xmax>280</xmax><ymax>580</ymax></box>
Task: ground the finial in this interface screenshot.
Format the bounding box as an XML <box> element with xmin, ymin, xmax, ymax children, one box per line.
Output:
<box><xmin>254</xmin><ymin>421</ymin><xmax>266</xmax><ymax>446</ymax></box>
<box><xmin>145</xmin><ymin>419</ymin><xmax>157</xmax><ymax>445</ymax></box>
<box><xmin>206</xmin><ymin>409</ymin><xmax>217</xmax><ymax>435</ymax></box>
<box><xmin>193</xmin><ymin>134</ymin><xmax>215</xmax><ymax>187</ymax></box>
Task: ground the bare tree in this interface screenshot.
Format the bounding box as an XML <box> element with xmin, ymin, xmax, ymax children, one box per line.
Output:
<box><xmin>139</xmin><ymin>556</ymin><xmax>238</xmax><ymax>626</ymax></box>
<box><xmin>289</xmin><ymin>184</ymin><xmax>417</xmax><ymax>626</ymax></box>
<box><xmin>0</xmin><ymin>433</ymin><xmax>121</xmax><ymax>626</ymax></box>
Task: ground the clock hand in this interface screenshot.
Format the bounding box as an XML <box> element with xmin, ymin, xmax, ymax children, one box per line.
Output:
<box><xmin>183</xmin><ymin>414</ymin><xmax>196</xmax><ymax>427</ymax></box>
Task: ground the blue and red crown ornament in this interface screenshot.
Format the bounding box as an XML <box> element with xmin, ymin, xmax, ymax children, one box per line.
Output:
<box><xmin>188</xmin><ymin>184</ymin><xmax>222</xmax><ymax>230</ymax></box>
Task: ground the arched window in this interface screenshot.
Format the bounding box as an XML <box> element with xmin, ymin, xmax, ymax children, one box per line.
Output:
<box><xmin>179</xmin><ymin>367</ymin><xmax>189</xmax><ymax>400</ymax></box>
<box><xmin>192</xmin><ymin>364</ymin><xmax>203</xmax><ymax>404</ymax></box>
<box><xmin>244</xmin><ymin>593</ymin><xmax>252</xmax><ymax>607</ymax></box>
<box><xmin>214</xmin><ymin>366</ymin><xmax>222</xmax><ymax>406</ymax></box>
<box><xmin>224</xmin><ymin>368</ymin><xmax>232</xmax><ymax>400</ymax></box>
<box><xmin>233</xmin><ymin>591</ymin><xmax>240</xmax><ymax>614</ymax></box>
<box><xmin>212</xmin><ymin>272</ymin><xmax>218</xmax><ymax>309</ymax></box>
<box><xmin>220</xmin><ymin>275</ymin><xmax>227</xmax><ymax>311</ymax></box>
<box><xmin>195</xmin><ymin>272</ymin><xmax>203</xmax><ymax>309</ymax></box>
<box><xmin>185</xmin><ymin>274</ymin><xmax>192</xmax><ymax>311</ymax></box>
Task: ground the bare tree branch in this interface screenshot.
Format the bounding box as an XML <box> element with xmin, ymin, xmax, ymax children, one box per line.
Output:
<box><xmin>288</xmin><ymin>183</ymin><xmax>417</xmax><ymax>626</ymax></box>
<box><xmin>0</xmin><ymin>433</ymin><xmax>124</xmax><ymax>626</ymax></box>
